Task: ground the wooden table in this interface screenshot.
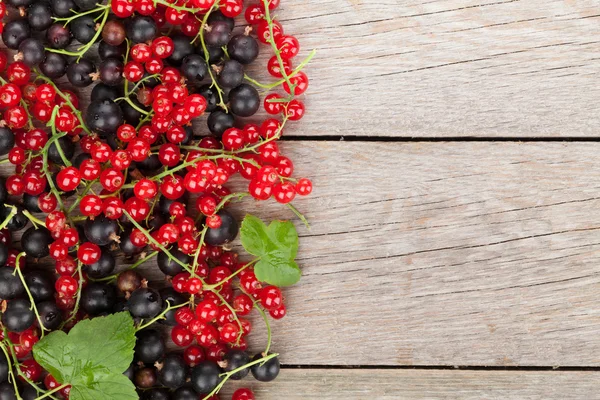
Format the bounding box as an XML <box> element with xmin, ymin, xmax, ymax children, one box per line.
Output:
<box><xmin>215</xmin><ymin>0</ymin><xmax>600</xmax><ymax>398</ymax></box>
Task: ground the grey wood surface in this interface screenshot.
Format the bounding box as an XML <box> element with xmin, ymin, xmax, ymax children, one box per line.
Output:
<box><xmin>270</xmin><ymin>0</ymin><xmax>600</xmax><ymax>138</ymax></box>
<box><xmin>218</xmin><ymin>369</ymin><xmax>600</xmax><ymax>399</ymax></box>
<box><xmin>36</xmin><ymin>141</ymin><xmax>599</xmax><ymax>367</ymax></box>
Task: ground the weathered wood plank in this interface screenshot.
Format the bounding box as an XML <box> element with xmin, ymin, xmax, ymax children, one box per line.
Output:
<box><xmin>12</xmin><ymin>142</ymin><xmax>600</xmax><ymax>366</ymax></box>
<box><xmin>268</xmin><ymin>0</ymin><xmax>600</xmax><ymax>137</ymax></box>
<box><xmin>219</xmin><ymin>369</ymin><xmax>600</xmax><ymax>399</ymax></box>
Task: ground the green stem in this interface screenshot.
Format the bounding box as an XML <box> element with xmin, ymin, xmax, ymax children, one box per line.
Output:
<box><xmin>34</xmin><ymin>384</ymin><xmax>69</xmax><ymax>400</ymax></box>
<box><xmin>60</xmin><ymin>262</ymin><xmax>84</xmax><ymax>329</ymax></box>
<box><xmin>262</xmin><ymin>0</ymin><xmax>296</xmax><ymax>94</ymax></box>
<box><xmin>208</xmin><ymin>288</ymin><xmax>244</xmax><ymax>345</ymax></box>
<box><xmin>244</xmin><ymin>49</ymin><xmax>316</xmax><ymax>90</ymax></box>
<box><xmin>0</xmin><ymin>342</ymin><xmax>21</xmax><ymax>400</ymax></box>
<box><xmin>136</xmin><ymin>301</ymin><xmax>190</xmax><ymax>331</ymax></box>
<box><xmin>52</xmin><ymin>3</ymin><xmax>109</xmax><ymax>24</ymax></box>
<box><xmin>203</xmin><ymin>259</ymin><xmax>256</xmax><ymax>291</ymax></box>
<box><xmin>22</xmin><ymin>210</ymin><xmax>45</xmax><ymax>228</ymax></box>
<box><xmin>13</xmin><ymin>254</ymin><xmax>48</xmax><ymax>338</ymax></box>
<box><xmin>286</xmin><ymin>203</ymin><xmax>310</xmax><ymax>229</ymax></box>
<box><xmin>0</xmin><ymin>204</ymin><xmax>17</xmax><ymax>231</ymax></box>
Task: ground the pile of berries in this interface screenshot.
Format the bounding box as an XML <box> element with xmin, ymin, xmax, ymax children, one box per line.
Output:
<box><xmin>0</xmin><ymin>0</ymin><xmax>314</xmax><ymax>398</ymax></box>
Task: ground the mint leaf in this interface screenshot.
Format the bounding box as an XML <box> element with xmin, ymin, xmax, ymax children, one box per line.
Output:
<box><xmin>241</xmin><ymin>215</ymin><xmax>301</xmax><ymax>287</ymax></box>
<box><xmin>33</xmin><ymin>312</ymin><xmax>137</xmax><ymax>400</ymax></box>
<box><xmin>70</xmin><ymin>374</ymin><xmax>137</xmax><ymax>400</ymax></box>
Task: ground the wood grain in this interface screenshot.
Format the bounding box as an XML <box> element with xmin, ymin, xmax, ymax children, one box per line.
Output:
<box><xmin>266</xmin><ymin>0</ymin><xmax>600</xmax><ymax>138</ymax></box>
<box><xmin>40</xmin><ymin>141</ymin><xmax>600</xmax><ymax>367</ymax></box>
<box><xmin>218</xmin><ymin>369</ymin><xmax>600</xmax><ymax>399</ymax></box>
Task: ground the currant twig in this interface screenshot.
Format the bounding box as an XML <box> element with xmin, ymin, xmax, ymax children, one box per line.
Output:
<box><xmin>136</xmin><ymin>300</ymin><xmax>190</xmax><ymax>331</ymax></box>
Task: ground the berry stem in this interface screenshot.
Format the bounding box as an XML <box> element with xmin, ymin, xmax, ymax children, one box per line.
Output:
<box><xmin>286</xmin><ymin>203</ymin><xmax>310</xmax><ymax>229</ymax></box>
<box><xmin>67</xmin><ymin>179</ymin><xmax>98</xmax><ymax>214</ymax></box>
<box><xmin>203</xmin><ymin>259</ymin><xmax>257</xmax><ymax>291</ymax></box>
<box><xmin>208</xmin><ymin>288</ymin><xmax>244</xmax><ymax>345</ymax></box>
<box><xmin>13</xmin><ymin>253</ymin><xmax>48</xmax><ymax>338</ymax></box>
<box><xmin>0</xmin><ymin>204</ymin><xmax>17</xmax><ymax>230</ymax></box>
<box><xmin>33</xmin><ymin>383</ymin><xmax>69</xmax><ymax>400</ymax></box>
<box><xmin>0</xmin><ymin>342</ymin><xmax>21</xmax><ymax>400</ymax></box>
<box><xmin>135</xmin><ymin>300</ymin><xmax>190</xmax><ymax>331</ymax></box>
<box><xmin>262</xmin><ymin>0</ymin><xmax>296</xmax><ymax>94</ymax></box>
<box><xmin>51</xmin><ymin>3</ymin><xmax>110</xmax><ymax>24</ymax></box>
<box><xmin>244</xmin><ymin>49</ymin><xmax>316</xmax><ymax>90</ymax></box>
<box><xmin>92</xmin><ymin>251</ymin><xmax>159</xmax><ymax>282</ymax></box>
<box><xmin>60</xmin><ymin>261</ymin><xmax>84</xmax><ymax>329</ymax></box>
<box><xmin>21</xmin><ymin>210</ymin><xmax>46</xmax><ymax>229</ymax></box>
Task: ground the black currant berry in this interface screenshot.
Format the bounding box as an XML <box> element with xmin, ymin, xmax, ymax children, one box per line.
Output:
<box><xmin>0</xmin><ymin>128</ymin><xmax>14</xmax><ymax>156</ymax></box>
<box><xmin>91</xmin><ymin>83</ymin><xmax>121</xmax><ymax>102</ymax></box>
<box><xmin>1</xmin><ymin>299</ymin><xmax>34</xmax><ymax>332</ymax></box>
<box><xmin>207</xmin><ymin>10</ymin><xmax>234</xmax><ymax>31</ymax></box>
<box><xmin>229</xmin><ymin>84</ymin><xmax>260</xmax><ymax>117</ymax></box>
<box><xmin>2</xmin><ymin>19</ymin><xmax>31</xmax><ymax>50</ymax></box>
<box><xmin>85</xmin><ymin>99</ymin><xmax>124</xmax><ymax>134</ymax></box>
<box><xmin>24</xmin><ymin>270</ymin><xmax>54</xmax><ymax>302</ymax></box>
<box><xmin>86</xmin><ymin>251</ymin><xmax>115</xmax><ymax>279</ymax></box>
<box><xmin>135</xmin><ymin>329</ymin><xmax>165</xmax><ymax>364</ymax></box>
<box><xmin>198</xmin><ymin>84</ymin><xmax>219</xmax><ymax>113</ymax></box>
<box><xmin>251</xmin><ymin>353</ymin><xmax>280</xmax><ymax>382</ymax></box>
<box><xmin>0</xmin><ymin>382</ymin><xmax>16</xmax><ymax>400</ymax></box>
<box><xmin>205</xmin><ymin>45</ymin><xmax>224</xmax><ymax>64</ymax></box>
<box><xmin>18</xmin><ymin>38</ymin><xmax>45</xmax><ymax>66</ymax></box>
<box><xmin>121</xmin><ymin>97</ymin><xmax>147</xmax><ymax>126</ymax></box>
<box><xmin>157</xmin><ymin>353</ymin><xmax>186</xmax><ymax>388</ymax></box>
<box><xmin>207</xmin><ymin>110</ymin><xmax>235</xmax><ymax>136</ymax></box>
<box><xmin>73</xmin><ymin>0</ymin><xmax>96</xmax><ymax>11</ymax></box>
<box><xmin>28</xmin><ymin>1</ymin><xmax>52</xmax><ymax>31</ymax></box>
<box><xmin>21</xmin><ymin>227</ymin><xmax>52</xmax><ymax>258</ymax></box>
<box><xmin>190</xmin><ymin>361</ymin><xmax>222</xmax><ymax>394</ymax></box>
<box><xmin>157</xmin><ymin>194</ymin><xmax>189</xmax><ymax>216</ymax></box>
<box><xmin>119</xmin><ymin>230</ymin><xmax>145</xmax><ymax>257</ymax></box>
<box><xmin>102</xmin><ymin>20</ymin><xmax>126</xmax><ymax>46</ymax></box>
<box><xmin>136</xmin><ymin>153</ymin><xmax>161</xmax><ymax>173</ymax></box>
<box><xmin>172</xmin><ymin>387</ymin><xmax>197</xmax><ymax>400</ymax></box>
<box><xmin>6</xmin><ymin>0</ymin><xmax>33</xmax><ymax>7</ymax></box>
<box><xmin>167</xmin><ymin>34</ymin><xmax>195</xmax><ymax>67</ymax></box>
<box><xmin>135</xmin><ymin>367</ymin><xmax>157</xmax><ymax>389</ymax></box>
<box><xmin>51</xmin><ymin>0</ymin><xmax>77</xmax><ymax>17</ymax></box>
<box><xmin>73</xmin><ymin>153</ymin><xmax>92</xmax><ymax>169</ymax></box>
<box><xmin>39</xmin><ymin>52</ymin><xmax>67</xmax><ymax>79</ymax></box>
<box><xmin>217</xmin><ymin>60</ymin><xmax>244</xmax><ymax>88</ymax></box>
<box><xmin>157</xmin><ymin>248</ymin><xmax>190</xmax><ymax>276</ymax></box>
<box><xmin>128</xmin><ymin>288</ymin><xmax>162</xmax><ymax>319</ymax></box>
<box><xmin>99</xmin><ymin>58</ymin><xmax>124</xmax><ymax>86</ymax></box>
<box><xmin>21</xmin><ymin>385</ymin><xmax>37</xmax><ymax>400</ymax></box>
<box><xmin>84</xmin><ymin>215</ymin><xmax>119</xmax><ymax>246</ymax></box>
<box><xmin>158</xmin><ymin>288</ymin><xmax>186</xmax><ymax>326</ymax></box>
<box><xmin>228</xmin><ymin>35</ymin><xmax>259</xmax><ymax>65</ymax></box>
<box><xmin>205</xmin><ymin>21</ymin><xmax>231</xmax><ymax>48</ymax></box>
<box><xmin>98</xmin><ymin>40</ymin><xmax>127</xmax><ymax>59</ymax></box>
<box><xmin>67</xmin><ymin>58</ymin><xmax>96</xmax><ymax>87</ymax></box>
<box><xmin>46</xmin><ymin>24</ymin><xmax>72</xmax><ymax>49</ymax></box>
<box><xmin>124</xmin><ymin>364</ymin><xmax>135</xmax><ymax>381</ymax></box>
<box><xmin>22</xmin><ymin>194</ymin><xmax>41</xmax><ymax>213</ymax></box>
<box><xmin>141</xmin><ymin>388</ymin><xmax>170</xmax><ymax>400</ymax></box>
<box><xmin>0</xmin><ymin>267</ymin><xmax>25</xmax><ymax>300</ymax></box>
<box><xmin>71</xmin><ymin>15</ymin><xmax>97</xmax><ymax>44</ymax></box>
<box><xmin>224</xmin><ymin>350</ymin><xmax>250</xmax><ymax>380</ymax></box>
<box><xmin>0</xmin><ymin>352</ymin><xmax>7</xmax><ymax>383</ymax></box>
<box><xmin>0</xmin><ymin>243</ymin><xmax>7</xmax><ymax>267</ymax></box>
<box><xmin>80</xmin><ymin>282</ymin><xmax>117</xmax><ymax>315</ymax></box>
<box><xmin>118</xmin><ymin>270</ymin><xmax>143</xmax><ymax>293</ymax></box>
<box><xmin>127</xmin><ymin>16</ymin><xmax>156</xmax><ymax>43</ymax></box>
<box><xmin>37</xmin><ymin>301</ymin><xmax>63</xmax><ymax>330</ymax></box>
<box><xmin>181</xmin><ymin>54</ymin><xmax>207</xmax><ymax>83</ymax></box>
<box><xmin>0</xmin><ymin>205</ymin><xmax>27</xmax><ymax>231</ymax></box>
<box><xmin>48</xmin><ymin>136</ymin><xmax>75</xmax><ymax>166</ymax></box>
<box><xmin>205</xmin><ymin>210</ymin><xmax>238</xmax><ymax>246</ymax></box>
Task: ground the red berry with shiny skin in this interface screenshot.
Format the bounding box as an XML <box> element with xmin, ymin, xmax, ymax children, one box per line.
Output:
<box><xmin>232</xmin><ymin>388</ymin><xmax>255</xmax><ymax>400</ymax></box>
<box><xmin>296</xmin><ymin>178</ymin><xmax>313</xmax><ymax>196</ymax></box>
<box><xmin>57</xmin><ymin>167</ymin><xmax>81</xmax><ymax>191</ymax></box>
<box><xmin>134</xmin><ymin>179</ymin><xmax>158</xmax><ymax>200</ymax></box>
<box><xmin>171</xmin><ymin>325</ymin><xmax>194</xmax><ymax>347</ymax></box>
<box><xmin>55</xmin><ymin>276</ymin><xmax>78</xmax><ymax>297</ymax></box>
<box><xmin>78</xmin><ymin>242</ymin><xmax>101</xmax><ymax>265</ymax></box>
<box><xmin>259</xmin><ymin>286</ymin><xmax>283</xmax><ymax>310</ymax></box>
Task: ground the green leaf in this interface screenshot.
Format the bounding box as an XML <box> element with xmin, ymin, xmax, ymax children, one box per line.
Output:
<box><xmin>33</xmin><ymin>312</ymin><xmax>137</xmax><ymax>400</ymax></box>
<box><xmin>70</xmin><ymin>374</ymin><xmax>138</xmax><ymax>400</ymax></box>
<box><xmin>240</xmin><ymin>214</ymin><xmax>301</xmax><ymax>287</ymax></box>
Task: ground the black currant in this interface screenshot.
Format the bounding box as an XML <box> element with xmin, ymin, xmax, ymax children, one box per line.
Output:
<box><xmin>99</xmin><ymin>57</ymin><xmax>124</xmax><ymax>86</ymax></box>
<box><xmin>228</xmin><ymin>35</ymin><xmax>259</xmax><ymax>65</ymax></box>
<box><xmin>48</xmin><ymin>136</ymin><xmax>75</xmax><ymax>165</ymax></box>
<box><xmin>0</xmin><ymin>267</ymin><xmax>25</xmax><ymax>300</ymax></box>
<box><xmin>124</xmin><ymin>364</ymin><xmax>135</xmax><ymax>381</ymax></box>
<box><xmin>198</xmin><ymin>84</ymin><xmax>219</xmax><ymax>113</ymax></box>
<box><xmin>80</xmin><ymin>282</ymin><xmax>117</xmax><ymax>315</ymax></box>
<box><xmin>121</xmin><ymin>97</ymin><xmax>147</xmax><ymax>126</ymax></box>
<box><xmin>157</xmin><ymin>194</ymin><xmax>189</xmax><ymax>216</ymax></box>
<box><xmin>128</xmin><ymin>287</ymin><xmax>162</xmax><ymax>319</ymax></box>
<box><xmin>51</xmin><ymin>0</ymin><xmax>77</xmax><ymax>17</ymax></box>
<box><xmin>251</xmin><ymin>353</ymin><xmax>280</xmax><ymax>382</ymax></box>
<box><xmin>102</xmin><ymin>20</ymin><xmax>126</xmax><ymax>46</ymax></box>
<box><xmin>167</xmin><ymin>34</ymin><xmax>195</xmax><ymax>67</ymax></box>
<box><xmin>37</xmin><ymin>301</ymin><xmax>63</xmax><ymax>330</ymax></box>
<box><xmin>207</xmin><ymin>10</ymin><xmax>234</xmax><ymax>31</ymax></box>
<box><xmin>71</xmin><ymin>15</ymin><xmax>97</xmax><ymax>44</ymax></box>
<box><xmin>86</xmin><ymin>250</ymin><xmax>115</xmax><ymax>279</ymax></box>
<box><xmin>135</xmin><ymin>153</ymin><xmax>161</xmax><ymax>173</ymax></box>
<box><xmin>207</xmin><ymin>110</ymin><xmax>235</xmax><ymax>136</ymax></box>
<box><xmin>91</xmin><ymin>83</ymin><xmax>121</xmax><ymax>102</ymax></box>
<box><xmin>98</xmin><ymin>40</ymin><xmax>127</xmax><ymax>59</ymax></box>
<box><xmin>141</xmin><ymin>388</ymin><xmax>170</xmax><ymax>400</ymax></box>
<box><xmin>205</xmin><ymin>210</ymin><xmax>238</xmax><ymax>246</ymax></box>
<box><xmin>0</xmin><ymin>205</ymin><xmax>27</xmax><ymax>231</ymax></box>
<box><xmin>6</xmin><ymin>0</ymin><xmax>33</xmax><ymax>7</ymax></box>
<box><xmin>205</xmin><ymin>21</ymin><xmax>231</xmax><ymax>48</ymax></box>
<box><xmin>229</xmin><ymin>84</ymin><xmax>260</xmax><ymax>117</ymax></box>
<box><xmin>21</xmin><ymin>385</ymin><xmax>37</xmax><ymax>400</ymax></box>
<box><xmin>73</xmin><ymin>152</ymin><xmax>92</xmax><ymax>169</ymax></box>
<box><xmin>190</xmin><ymin>361</ymin><xmax>221</xmax><ymax>394</ymax></box>
<box><xmin>84</xmin><ymin>215</ymin><xmax>118</xmax><ymax>246</ymax></box>
<box><xmin>0</xmin><ymin>382</ymin><xmax>16</xmax><ymax>400</ymax></box>
<box><xmin>0</xmin><ymin>352</ymin><xmax>7</xmax><ymax>383</ymax></box>
<box><xmin>0</xmin><ymin>243</ymin><xmax>6</xmax><ymax>267</ymax></box>
<box><xmin>172</xmin><ymin>387</ymin><xmax>197</xmax><ymax>400</ymax></box>
<box><xmin>21</xmin><ymin>227</ymin><xmax>52</xmax><ymax>258</ymax></box>
<box><xmin>224</xmin><ymin>350</ymin><xmax>250</xmax><ymax>380</ymax></box>
<box><xmin>217</xmin><ymin>60</ymin><xmax>244</xmax><ymax>88</ymax></box>
<box><xmin>158</xmin><ymin>288</ymin><xmax>186</xmax><ymax>326</ymax></box>
<box><xmin>24</xmin><ymin>270</ymin><xmax>54</xmax><ymax>302</ymax></box>
<box><xmin>119</xmin><ymin>229</ymin><xmax>145</xmax><ymax>257</ymax></box>
<box><xmin>46</xmin><ymin>24</ymin><xmax>72</xmax><ymax>49</ymax></box>
<box><xmin>27</xmin><ymin>1</ymin><xmax>52</xmax><ymax>31</ymax></box>
<box><xmin>73</xmin><ymin>0</ymin><xmax>96</xmax><ymax>11</ymax></box>
<box><xmin>2</xmin><ymin>19</ymin><xmax>30</xmax><ymax>50</ymax></box>
<box><xmin>157</xmin><ymin>248</ymin><xmax>190</xmax><ymax>276</ymax></box>
<box><xmin>85</xmin><ymin>98</ymin><xmax>124</xmax><ymax>134</ymax></box>
<box><xmin>204</xmin><ymin>45</ymin><xmax>224</xmax><ymax>64</ymax></box>
<box><xmin>0</xmin><ymin>128</ymin><xmax>14</xmax><ymax>156</ymax></box>
<box><xmin>39</xmin><ymin>52</ymin><xmax>67</xmax><ymax>79</ymax></box>
<box><xmin>135</xmin><ymin>367</ymin><xmax>157</xmax><ymax>389</ymax></box>
<box><xmin>117</xmin><ymin>270</ymin><xmax>142</xmax><ymax>293</ymax></box>
<box><xmin>181</xmin><ymin>54</ymin><xmax>207</xmax><ymax>83</ymax></box>
<box><xmin>126</xmin><ymin>16</ymin><xmax>156</xmax><ymax>44</ymax></box>
<box><xmin>22</xmin><ymin>193</ymin><xmax>41</xmax><ymax>213</ymax></box>
<box><xmin>157</xmin><ymin>353</ymin><xmax>186</xmax><ymax>388</ymax></box>
<box><xmin>67</xmin><ymin>58</ymin><xmax>96</xmax><ymax>87</ymax></box>
<box><xmin>135</xmin><ymin>329</ymin><xmax>165</xmax><ymax>364</ymax></box>
<box><xmin>17</xmin><ymin>38</ymin><xmax>45</xmax><ymax>66</ymax></box>
<box><xmin>1</xmin><ymin>299</ymin><xmax>34</xmax><ymax>332</ymax></box>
